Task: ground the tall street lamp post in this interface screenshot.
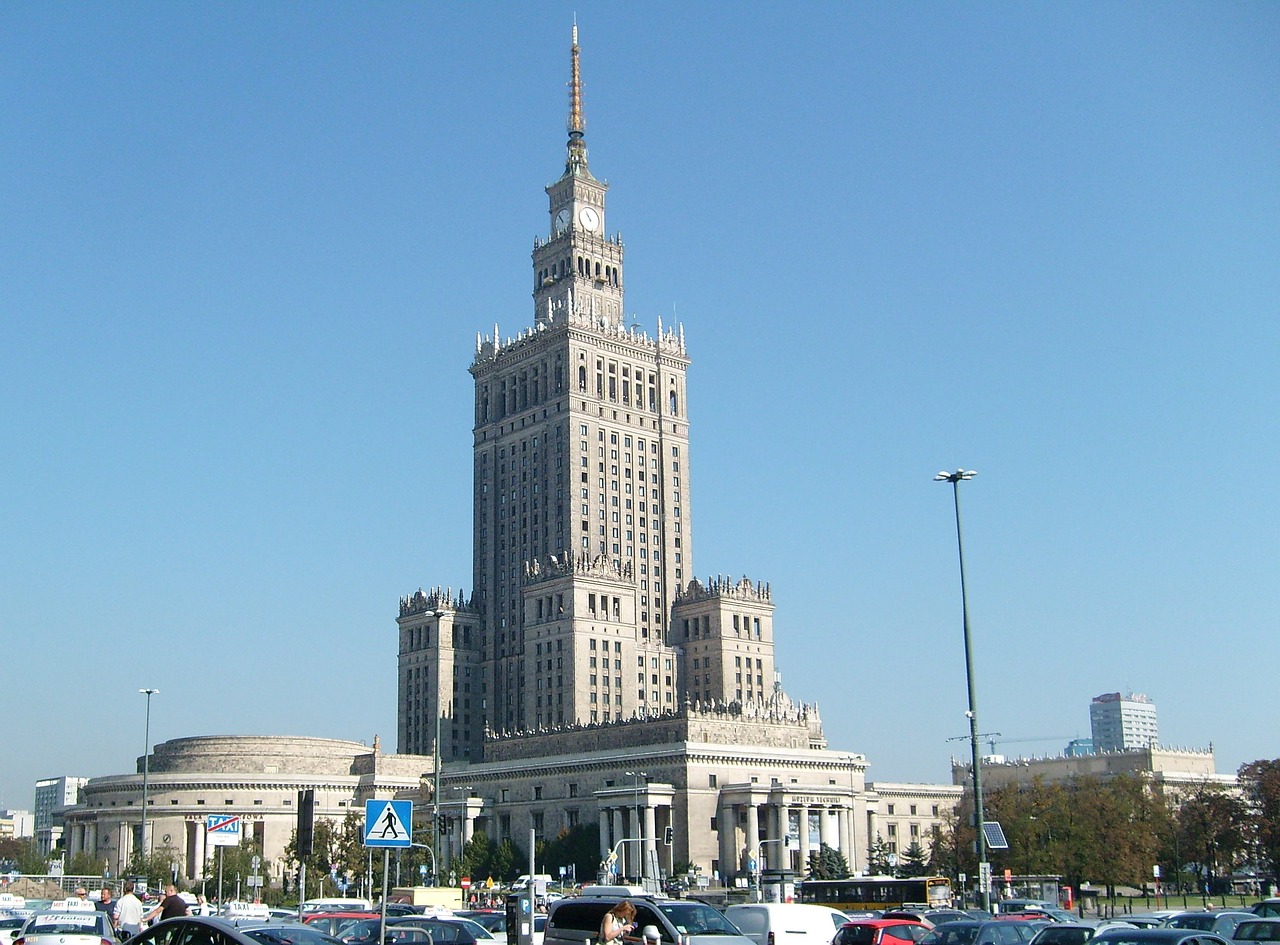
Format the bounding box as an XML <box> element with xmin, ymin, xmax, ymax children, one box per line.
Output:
<box><xmin>139</xmin><ymin>688</ymin><xmax>159</xmax><ymax>858</ymax></box>
<box><xmin>934</xmin><ymin>469</ymin><xmax>990</xmax><ymax>912</ymax></box>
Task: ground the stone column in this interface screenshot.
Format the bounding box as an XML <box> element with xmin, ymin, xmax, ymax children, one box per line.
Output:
<box><xmin>612</xmin><ymin>807</ymin><xmax>626</xmax><ymax>878</ymax></box>
<box><xmin>798</xmin><ymin>806</ymin><xmax>811</xmax><ymax>865</ymax></box>
<box><xmin>840</xmin><ymin>807</ymin><xmax>856</xmax><ymax>874</ymax></box>
<box><xmin>718</xmin><ymin>800</ymin><xmax>735</xmax><ymax>884</ymax></box>
<box><xmin>836</xmin><ymin>807</ymin><xmax>849</xmax><ymax>870</ymax></box>
<box><xmin>745</xmin><ymin>802</ymin><xmax>760</xmax><ymax>876</ymax></box>
<box><xmin>764</xmin><ymin>803</ymin><xmax>780</xmax><ymax>870</ymax></box>
<box><xmin>598</xmin><ymin>807</ymin><xmax>611</xmax><ymax>863</ymax></box>
<box><xmin>819</xmin><ymin>806</ymin><xmax>835</xmax><ymax>849</ymax></box>
<box><xmin>643</xmin><ymin>802</ymin><xmax>657</xmax><ymax>880</ymax></box>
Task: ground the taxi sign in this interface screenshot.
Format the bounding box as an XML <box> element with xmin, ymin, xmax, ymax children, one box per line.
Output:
<box><xmin>49</xmin><ymin>899</ymin><xmax>98</xmax><ymax>912</ymax></box>
<box><xmin>206</xmin><ymin>814</ymin><xmax>242</xmax><ymax>847</ymax></box>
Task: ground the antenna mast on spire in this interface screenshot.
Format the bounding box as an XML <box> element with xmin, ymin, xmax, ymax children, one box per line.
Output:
<box><xmin>566</xmin><ymin>20</ymin><xmax>588</xmax><ymax>172</ymax></box>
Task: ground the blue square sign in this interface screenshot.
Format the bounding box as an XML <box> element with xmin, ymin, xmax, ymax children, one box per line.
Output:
<box><xmin>364</xmin><ymin>799</ymin><xmax>413</xmax><ymax>848</ymax></box>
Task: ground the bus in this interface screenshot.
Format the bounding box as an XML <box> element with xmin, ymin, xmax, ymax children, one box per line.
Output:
<box><xmin>799</xmin><ymin>876</ymin><xmax>953</xmax><ymax>911</ymax></box>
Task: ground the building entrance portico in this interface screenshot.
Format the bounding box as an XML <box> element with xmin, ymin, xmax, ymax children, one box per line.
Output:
<box><xmin>595</xmin><ymin>782</ymin><xmax>675</xmax><ymax>885</ymax></box>
<box><xmin>717</xmin><ymin>784</ymin><xmax>858</xmax><ymax>883</ymax></box>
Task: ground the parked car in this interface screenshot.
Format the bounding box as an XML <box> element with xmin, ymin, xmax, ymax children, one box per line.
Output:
<box><xmin>545</xmin><ymin>896</ymin><xmax>753</xmax><ymax>945</ymax></box>
<box><xmin>926</xmin><ymin>914</ymin><xmax>977</xmax><ymax>928</ymax></box>
<box><xmin>835</xmin><ymin>919</ymin><xmax>933</xmax><ymax>945</ymax></box>
<box><xmin>919</xmin><ymin>920</ymin><xmax>1042</xmax><ymax>945</ymax></box>
<box><xmin>1234</xmin><ymin>919</ymin><xmax>1280</xmax><ymax>943</ymax></box>
<box><xmin>1089</xmin><ymin>929</ymin><xmax>1232</xmax><ymax>945</ymax></box>
<box><xmin>1028</xmin><ymin>926</ymin><xmax>1094</xmax><ymax>945</ymax></box>
<box><xmin>998</xmin><ymin>905</ymin><xmax>1060</xmax><ymax>917</ymax></box>
<box><xmin>14</xmin><ymin>901</ymin><xmax>115</xmax><ymax>945</ymax></box>
<box><xmin>1097</xmin><ymin>919</ymin><xmax>1167</xmax><ymax>932</ymax></box>
<box><xmin>1250</xmin><ymin>907</ymin><xmax>1280</xmax><ymax>921</ymax></box>
<box><xmin>724</xmin><ymin>903</ymin><xmax>850</xmax><ymax>945</ymax></box>
<box><xmin>461</xmin><ymin>913</ymin><xmax>507</xmax><ymax>935</ymax></box>
<box><xmin>217</xmin><ymin>921</ymin><xmax>348</xmax><ymax>945</ymax></box>
<box><xmin>301</xmin><ymin>913</ymin><xmax>380</xmax><ymax>937</ymax></box>
<box><xmin>1163</xmin><ymin>914</ymin><xmax>1254</xmax><ymax>938</ymax></box>
<box><xmin>386</xmin><ymin>917</ymin><xmax>498</xmax><ymax>945</ymax></box>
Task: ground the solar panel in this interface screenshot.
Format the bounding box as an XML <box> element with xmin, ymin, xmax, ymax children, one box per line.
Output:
<box><xmin>982</xmin><ymin>821</ymin><xmax>1009</xmax><ymax>849</ymax></box>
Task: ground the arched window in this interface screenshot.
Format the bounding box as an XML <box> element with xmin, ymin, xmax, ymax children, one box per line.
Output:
<box><xmin>578</xmin><ymin>366</ymin><xmax>587</xmax><ymax>391</ymax></box>
<box><xmin>669</xmin><ymin>390</ymin><xmax>679</xmax><ymax>415</ymax></box>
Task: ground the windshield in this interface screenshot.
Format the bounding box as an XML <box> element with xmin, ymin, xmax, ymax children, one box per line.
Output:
<box><xmin>836</xmin><ymin>926</ymin><xmax>879</xmax><ymax>945</ymax></box>
<box><xmin>657</xmin><ymin>904</ymin><xmax>742</xmax><ymax>936</ymax></box>
<box><xmin>1167</xmin><ymin>917</ymin><xmax>1212</xmax><ymax>931</ymax></box>
<box><xmin>923</xmin><ymin>926</ymin><xmax>979</xmax><ymax>945</ymax></box>
<box><xmin>25</xmin><ymin>914</ymin><xmax>107</xmax><ymax>937</ymax></box>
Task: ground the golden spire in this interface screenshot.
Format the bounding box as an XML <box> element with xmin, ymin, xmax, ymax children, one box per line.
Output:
<box><xmin>566</xmin><ymin>19</ymin><xmax>588</xmax><ymax>172</ymax></box>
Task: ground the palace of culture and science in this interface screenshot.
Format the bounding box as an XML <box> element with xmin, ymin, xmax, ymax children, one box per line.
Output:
<box><xmin>391</xmin><ymin>27</ymin><xmax>959</xmax><ymax>883</ymax></box>
<box><xmin>52</xmin><ymin>28</ymin><xmax>1223</xmax><ymax>892</ymax></box>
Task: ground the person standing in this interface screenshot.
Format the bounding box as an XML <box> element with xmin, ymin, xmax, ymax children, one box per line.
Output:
<box><xmin>599</xmin><ymin>901</ymin><xmax>636</xmax><ymax>945</ymax></box>
<box><xmin>96</xmin><ymin>887</ymin><xmax>115</xmax><ymax>917</ymax></box>
<box><xmin>115</xmin><ymin>882</ymin><xmax>145</xmax><ymax>937</ymax></box>
<box><xmin>145</xmin><ymin>885</ymin><xmax>189</xmax><ymax>923</ymax></box>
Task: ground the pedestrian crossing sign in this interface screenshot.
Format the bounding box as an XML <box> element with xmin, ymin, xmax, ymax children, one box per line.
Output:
<box><xmin>364</xmin><ymin>799</ymin><xmax>413</xmax><ymax>848</ymax></box>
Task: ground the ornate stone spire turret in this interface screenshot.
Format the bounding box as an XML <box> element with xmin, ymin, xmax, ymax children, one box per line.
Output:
<box><xmin>566</xmin><ymin>21</ymin><xmax>589</xmax><ymax>175</ymax></box>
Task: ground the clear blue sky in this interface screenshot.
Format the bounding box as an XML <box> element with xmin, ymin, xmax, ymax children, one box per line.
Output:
<box><xmin>2</xmin><ymin>3</ymin><xmax>1277</xmax><ymax>812</ymax></box>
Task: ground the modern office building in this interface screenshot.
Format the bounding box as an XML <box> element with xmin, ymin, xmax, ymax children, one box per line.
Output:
<box><xmin>34</xmin><ymin>776</ymin><xmax>88</xmax><ymax>855</ymax></box>
<box><xmin>1090</xmin><ymin>691</ymin><xmax>1159</xmax><ymax>752</ymax></box>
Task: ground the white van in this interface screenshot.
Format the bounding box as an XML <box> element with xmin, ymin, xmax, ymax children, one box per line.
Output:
<box><xmin>723</xmin><ymin>903</ymin><xmax>850</xmax><ymax>945</ymax></box>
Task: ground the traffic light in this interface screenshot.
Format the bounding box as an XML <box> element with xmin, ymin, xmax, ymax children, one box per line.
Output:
<box><xmin>664</xmin><ymin>826</ymin><xmax>674</xmax><ymax>846</ymax></box>
<box><xmin>297</xmin><ymin>789</ymin><xmax>315</xmax><ymax>857</ymax></box>
<box><xmin>437</xmin><ymin>814</ymin><xmax>447</xmax><ymax>833</ymax></box>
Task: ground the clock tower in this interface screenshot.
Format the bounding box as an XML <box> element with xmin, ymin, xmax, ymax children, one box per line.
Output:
<box><xmin>532</xmin><ymin>23</ymin><xmax>624</xmax><ymax>331</ymax></box>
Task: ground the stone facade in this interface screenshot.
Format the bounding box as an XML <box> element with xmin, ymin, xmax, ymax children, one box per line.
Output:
<box><xmin>952</xmin><ymin>746</ymin><xmax>1235</xmax><ymax>798</ymax></box>
<box><xmin>62</xmin><ymin>736</ymin><xmax>432</xmax><ymax>883</ymax></box>
<box><xmin>389</xmin><ymin>27</ymin><xmax>963</xmax><ymax>885</ymax></box>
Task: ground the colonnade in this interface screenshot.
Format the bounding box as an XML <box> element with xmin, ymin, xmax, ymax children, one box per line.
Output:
<box><xmin>596</xmin><ymin>783</ymin><xmax>675</xmax><ymax>882</ymax></box>
<box><xmin>716</xmin><ymin>789</ymin><xmax>858</xmax><ymax>882</ymax></box>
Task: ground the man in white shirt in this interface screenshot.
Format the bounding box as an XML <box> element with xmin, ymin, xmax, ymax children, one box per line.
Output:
<box><xmin>114</xmin><ymin>881</ymin><xmax>145</xmax><ymax>937</ymax></box>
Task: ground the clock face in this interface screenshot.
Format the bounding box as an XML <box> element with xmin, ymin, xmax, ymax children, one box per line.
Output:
<box><xmin>554</xmin><ymin>208</ymin><xmax>570</xmax><ymax>234</ymax></box>
<box><xmin>579</xmin><ymin>206</ymin><xmax>600</xmax><ymax>231</ymax></box>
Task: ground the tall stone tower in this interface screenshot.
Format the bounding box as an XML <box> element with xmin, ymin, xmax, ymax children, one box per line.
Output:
<box><xmin>400</xmin><ymin>26</ymin><xmax>727</xmax><ymax>757</ymax></box>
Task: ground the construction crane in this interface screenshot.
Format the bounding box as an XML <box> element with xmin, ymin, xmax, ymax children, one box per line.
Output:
<box><xmin>984</xmin><ymin>735</ymin><xmax>1075</xmax><ymax>755</ymax></box>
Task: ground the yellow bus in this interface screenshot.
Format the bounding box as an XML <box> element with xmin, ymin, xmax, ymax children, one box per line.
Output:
<box><xmin>798</xmin><ymin>876</ymin><xmax>953</xmax><ymax>911</ymax></box>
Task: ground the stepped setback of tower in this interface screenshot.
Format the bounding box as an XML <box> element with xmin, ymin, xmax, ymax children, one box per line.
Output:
<box><xmin>397</xmin><ymin>27</ymin><xmax>797</xmax><ymax>761</ymax></box>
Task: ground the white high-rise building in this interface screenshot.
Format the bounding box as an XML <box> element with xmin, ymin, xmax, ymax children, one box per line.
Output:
<box><xmin>34</xmin><ymin>776</ymin><xmax>88</xmax><ymax>855</ymax></box>
<box><xmin>1090</xmin><ymin>691</ymin><xmax>1159</xmax><ymax>752</ymax></box>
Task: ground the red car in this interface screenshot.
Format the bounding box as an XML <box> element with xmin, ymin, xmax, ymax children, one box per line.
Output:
<box><xmin>836</xmin><ymin>920</ymin><xmax>934</xmax><ymax>945</ymax></box>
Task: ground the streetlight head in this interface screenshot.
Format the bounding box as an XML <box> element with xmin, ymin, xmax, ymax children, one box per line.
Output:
<box><xmin>959</xmin><ymin>469</ymin><xmax>977</xmax><ymax>480</ymax></box>
<box><xmin>934</xmin><ymin>472</ymin><xmax>951</xmax><ymax>481</ymax></box>
<box><xmin>140</xmin><ymin>688</ymin><xmax>159</xmax><ymax>696</ymax></box>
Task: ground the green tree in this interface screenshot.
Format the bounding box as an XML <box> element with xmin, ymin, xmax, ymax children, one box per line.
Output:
<box><xmin>1175</xmin><ymin>782</ymin><xmax>1250</xmax><ymax>893</ymax></box>
<box><xmin>539</xmin><ymin>824</ymin><xmax>600</xmax><ymax>883</ymax></box>
<box><xmin>128</xmin><ymin>844</ymin><xmax>184</xmax><ymax>892</ymax></box>
<box><xmin>807</xmin><ymin>843</ymin><xmax>849</xmax><ymax>880</ymax></box>
<box><xmin>1239</xmin><ymin>759</ymin><xmax>1280</xmax><ymax>884</ymax></box>
<box><xmin>67</xmin><ymin>852</ymin><xmax>106</xmax><ymax>877</ymax></box>
<box><xmin>457</xmin><ymin>832</ymin><xmax>494</xmax><ymax>886</ymax></box>
<box><xmin>866</xmin><ymin>835</ymin><xmax>894</xmax><ymax>876</ymax></box>
<box><xmin>0</xmin><ymin>837</ymin><xmax>47</xmax><ymax>874</ymax></box>
<box><xmin>900</xmin><ymin>841</ymin><xmax>929</xmax><ymax>878</ymax></box>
